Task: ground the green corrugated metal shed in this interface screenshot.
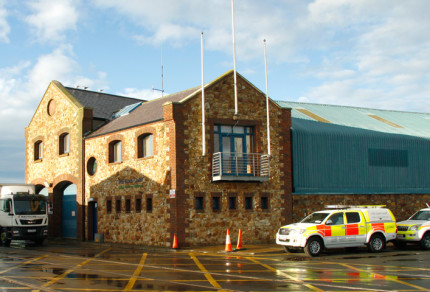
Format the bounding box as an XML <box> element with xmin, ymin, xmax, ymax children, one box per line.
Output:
<box><xmin>276</xmin><ymin>101</ymin><xmax>430</xmax><ymax>194</ymax></box>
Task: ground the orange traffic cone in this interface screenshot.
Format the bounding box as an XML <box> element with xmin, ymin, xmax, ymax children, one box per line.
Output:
<box><xmin>236</xmin><ymin>229</ymin><xmax>243</xmax><ymax>250</ymax></box>
<box><xmin>225</xmin><ymin>229</ymin><xmax>232</xmax><ymax>252</ymax></box>
<box><xmin>172</xmin><ymin>234</ymin><xmax>178</xmax><ymax>249</ymax></box>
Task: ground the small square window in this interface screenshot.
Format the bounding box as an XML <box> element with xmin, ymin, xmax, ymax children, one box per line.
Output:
<box><xmin>116</xmin><ymin>198</ymin><xmax>121</xmax><ymax>213</ymax></box>
<box><xmin>146</xmin><ymin>197</ymin><xmax>153</xmax><ymax>213</ymax></box>
<box><xmin>261</xmin><ymin>196</ymin><xmax>269</xmax><ymax>210</ymax></box>
<box><xmin>136</xmin><ymin>198</ymin><xmax>141</xmax><ymax>213</ymax></box>
<box><xmin>195</xmin><ymin>197</ymin><xmax>204</xmax><ymax>210</ymax></box>
<box><xmin>229</xmin><ymin>196</ymin><xmax>237</xmax><ymax>210</ymax></box>
<box><xmin>125</xmin><ymin>198</ymin><xmax>131</xmax><ymax>213</ymax></box>
<box><xmin>106</xmin><ymin>199</ymin><xmax>112</xmax><ymax>214</ymax></box>
<box><xmin>212</xmin><ymin>196</ymin><xmax>221</xmax><ymax>212</ymax></box>
<box><xmin>245</xmin><ymin>197</ymin><xmax>253</xmax><ymax>210</ymax></box>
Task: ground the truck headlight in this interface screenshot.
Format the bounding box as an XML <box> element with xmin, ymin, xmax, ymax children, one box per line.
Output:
<box><xmin>410</xmin><ymin>225</ymin><xmax>420</xmax><ymax>231</ymax></box>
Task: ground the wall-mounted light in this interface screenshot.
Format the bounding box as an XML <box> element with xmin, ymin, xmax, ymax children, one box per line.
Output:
<box><xmin>43</xmin><ymin>181</ymin><xmax>52</xmax><ymax>188</ymax></box>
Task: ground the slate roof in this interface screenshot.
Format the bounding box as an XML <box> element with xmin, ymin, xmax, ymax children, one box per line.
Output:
<box><xmin>65</xmin><ymin>87</ymin><xmax>143</xmax><ymax>120</ymax></box>
<box><xmin>87</xmin><ymin>86</ymin><xmax>201</xmax><ymax>138</ymax></box>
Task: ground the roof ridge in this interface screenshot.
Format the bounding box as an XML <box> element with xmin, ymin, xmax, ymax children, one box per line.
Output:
<box><xmin>65</xmin><ymin>86</ymin><xmax>143</xmax><ymax>102</ymax></box>
<box><xmin>277</xmin><ymin>100</ymin><xmax>430</xmax><ymax>115</ymax></box>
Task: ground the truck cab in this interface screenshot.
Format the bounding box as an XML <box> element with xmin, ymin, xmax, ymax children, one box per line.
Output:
<box><xmin>0</xmin><ymin>184</ymin><xmax>48</xmax><ymax>246</ymax></box>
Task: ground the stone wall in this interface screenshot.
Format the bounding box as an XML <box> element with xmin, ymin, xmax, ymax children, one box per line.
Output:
<box><xmin>176</xmin><ymin>73</ymin><xmax>292</xmax><ymax>246</ymax></box>
<box><xmin>292</xmin><ymin>193</ymin><xmax>430</xmax><ymax>222</ymax></box>
<box><xmin>85</xmin><ymin>122</ymin><xmax>172</xmax><ymax>246</ymax></box>
<box><xmin>25</xmin><ymin>81</ymin><xmax>84</xmax><ymax>238</ymax></box>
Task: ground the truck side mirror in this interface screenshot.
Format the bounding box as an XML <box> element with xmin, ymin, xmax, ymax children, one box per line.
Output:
<box><xmin>47</xmin><ymin>200</ymin><xmax>53</xmax><ymax>215</ymax></box>
<box><xmin>326</xmin><ymin>219</ymin><xmax>333</xmax><ymax>225</ymax></box>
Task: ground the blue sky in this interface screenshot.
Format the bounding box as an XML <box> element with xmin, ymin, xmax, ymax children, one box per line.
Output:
<box><xmin>1</xmin><ymin>0</ymin><xmax>430</xmax><ymax>182</ymax></box>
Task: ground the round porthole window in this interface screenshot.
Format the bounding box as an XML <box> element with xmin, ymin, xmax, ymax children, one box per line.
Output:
<box><xmin>87</xmin><ymin>157</ymin><xmax>97</xmax><ymax>176</ymax></box>
<box><xmin>47</xmin><ymin>99</ymin><xmax>56</xmax><ymax>116</ymax></box>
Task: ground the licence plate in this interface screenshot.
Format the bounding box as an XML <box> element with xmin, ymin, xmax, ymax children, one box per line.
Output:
<box><xmin>27</xmin><ymin>229</ymin><xmax>36</xmax><ymax>233</ymax></box>
<box><xmin>397</xmin><ymin>234</ymin><xmax>404</xmax><ymax>239</ymax></box>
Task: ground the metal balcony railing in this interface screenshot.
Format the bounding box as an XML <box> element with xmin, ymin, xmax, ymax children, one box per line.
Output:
<box><xmin>212</xmin><ymin>152</ymin><xmax>270</xmax><ymax>182</ymax></box>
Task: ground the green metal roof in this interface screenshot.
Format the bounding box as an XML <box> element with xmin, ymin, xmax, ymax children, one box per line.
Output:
<box><xmin>277</xmin><ymin>101</ymin><xmax>430</xmax><ymax>139</ymax></box>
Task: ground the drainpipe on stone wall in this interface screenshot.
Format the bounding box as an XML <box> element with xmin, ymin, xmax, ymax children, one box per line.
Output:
<box><xmin>82</xmin><ymin>137</ymin><xmax>86</xmax><ymax>241</ymax></box>
<box><xmin>201</xmin><ymin>32</ymin><xmax>206</xmax><ymax>156</ymax></box>
<box><xmin>264</xmin><ymin>39</ymin><xmax>271</xmax><ymax>156</ymax></box>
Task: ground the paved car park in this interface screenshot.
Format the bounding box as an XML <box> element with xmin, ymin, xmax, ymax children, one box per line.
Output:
<box><xmin>0</xmin><ymin>240</ymin><xmax>430</xmax><ymax>291</ymax></box>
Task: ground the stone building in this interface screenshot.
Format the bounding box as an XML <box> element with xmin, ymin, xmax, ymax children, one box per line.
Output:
<box><xmin>26</xmin><ymin>70</ymin><xmax>430</xmax><ymax>247</ymax></box>
<box><xmin>26</xmin><ymin>71</ymin><xmax>292</xmax><ymax>247</ymax></box>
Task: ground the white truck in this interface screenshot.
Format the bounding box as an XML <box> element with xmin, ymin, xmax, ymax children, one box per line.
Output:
<box><xmin>276</xmin><ymin>205</ymin><xmax>397</xmax><ymax>256</ymax></box>
<box><xmin>0</xmin><ymin>184</ymin><xmax>48</xmax><ymax>246</ymax></box>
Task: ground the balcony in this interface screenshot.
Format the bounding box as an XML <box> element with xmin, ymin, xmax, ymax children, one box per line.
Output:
<box><xmin>212</xmin><ymin>152</ymin><xmax>270</xmax><ymax>182</ymax></box>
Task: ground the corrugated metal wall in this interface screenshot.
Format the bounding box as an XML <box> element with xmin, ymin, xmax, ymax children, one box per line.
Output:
<box><xmin>292</xmin><ymin>118</ymin><xmax>430</xmax><ymax>194</ymax></box>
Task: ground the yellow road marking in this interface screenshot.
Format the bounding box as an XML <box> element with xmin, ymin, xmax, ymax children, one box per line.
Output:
<box><xmin>340</xmin><ymin>263</ymin><xmax>429</xmax><ymax>291</ymax></box>
<box><xmin>0</xmin><ymin>254</ymin><xmax>48</xmax><ymax>274</ymax></box>
<box><xmin>189</xmin><ymin>253</ymin><xmax>223</xmax><ymax>290</ymax></box>
<box><xmin>123</xmin><ymin>252</ymin><xmax>147</xmax><ymax>291</ymax></box>
<box><xmin>246</xmin><ymin>257</ymin><xmax>323</xmax><ymax>291</ymax></box>
<box><xmin>35</xmin><ymin>248</ymin><xmax>111</xmax><ymax>291</ymax></box>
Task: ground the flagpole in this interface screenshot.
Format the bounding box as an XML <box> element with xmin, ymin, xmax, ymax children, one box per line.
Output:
<box><xmin>264</xmin><ymin>39</ymin><xmax>271</xmax><ymax>156</ymax></box>
<box><xmin>231</xmin><ymin>0</ymin><xmax>238</xmax><ymax>116</ymax></box>
<box><xmin>201</xmin><ymin>32</ymin><xmax>206</xmax><ymax>156</ymax></box>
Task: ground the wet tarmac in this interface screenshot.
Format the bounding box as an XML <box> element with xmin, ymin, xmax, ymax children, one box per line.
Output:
<box><xmin>0</xmin><ymin>240</ymin><xmax>429</xmax><ymax>291</ymax></box>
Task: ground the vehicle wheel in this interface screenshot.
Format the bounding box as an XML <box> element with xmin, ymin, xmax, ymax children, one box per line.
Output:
<box><xmin>304</xmin><ymin>237</ymin><xmax>323</xmax><ymax>257</ymax></box>
<box><xmin>284</xmin><ymin>246</ymin><xmax>300</xmax><ymax>253</ymax></box>
<box><xmin>368</xmin><ymin>234</ymin><xmax>385</xmax><ymax>253</ymax></box>
<box><xmin>1</xmin><ymin>230</ymin><xmax>10</xmax><ymax>247</ymax></box>
<box><xmin>393</xmin><ymin>240</ymin><xmax>406</xmax><ymax>249</ymax></box>
<box><xmin>420</xmin><ymin>233</ymin><xmax>430</xmax><ymax>250</ymax></box>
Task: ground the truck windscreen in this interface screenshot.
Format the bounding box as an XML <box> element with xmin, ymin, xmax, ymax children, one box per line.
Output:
<box><xmin>13</xmin><ymin>194</ymin><xmax>46</xmax><ymax>215</ymax></box>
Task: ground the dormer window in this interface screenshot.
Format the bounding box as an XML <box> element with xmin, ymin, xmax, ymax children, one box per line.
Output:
<box><xmin>34</xmin><ymin>140</ymin><xmax>43</xmax><ymax>161</ymax></box>
<box><xmin>59</xmin><ymin>133</ymin><xmax>70</xmax><ymax>155</ymax></box>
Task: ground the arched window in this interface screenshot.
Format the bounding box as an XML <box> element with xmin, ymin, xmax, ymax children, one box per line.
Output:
<box><xmin>59</xmin><ymin>133</ymin><xmax>70</xmax><ymax>155</ymax></box>
<box><xmin>34</xmin><ymin>140</ymin><xmax>43</xmax><ymax>161</ymax></box>
<box><xmin>109</xmin><ymin>140</ymin><xmax>122</xmax><ymax>163</ymax></box>
<box><xmin>137</xmin><ymin>134</ymin><xmax>153</xmax><ymax>158</ymax></box>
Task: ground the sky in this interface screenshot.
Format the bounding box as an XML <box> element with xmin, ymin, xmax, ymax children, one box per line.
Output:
<box><xmin>1</xmin><ymin>0</ymin><xmax>430</xmax><ymax>182</ymax></box>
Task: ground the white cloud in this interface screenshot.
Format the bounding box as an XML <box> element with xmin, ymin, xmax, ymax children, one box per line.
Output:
<box><xmin>118</xmin><ymin>88</ymin><xmax>164</xmax><ymax>101</ymax></box>
<box><xmin>0</xmin><ymin>46</ymin><xmax>108</xmax><ymax>140</ymax></box>
<box><xmin>25</xmin><ymin>0</ymin><xmax>79</xmax><ymax>42</ymax></box>
<box><xmin>0</xmin><ymin>0</ymin><xmax>10</xmax><ymax>43</ymax></box>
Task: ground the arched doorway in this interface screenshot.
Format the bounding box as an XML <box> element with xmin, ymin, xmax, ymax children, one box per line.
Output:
<box><xmin>62</xmin><ymin>184</ymin><xmax>77</xmax><ymax>238</ymax></box>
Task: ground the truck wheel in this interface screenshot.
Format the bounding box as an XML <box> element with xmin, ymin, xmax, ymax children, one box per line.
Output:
<box><xmin>368</xmin><ymin>234</ymin><xmax>385</xmax><ymax>253</ymax></box>
<box><xmin>420</xmin><ymin>233</ymin><xmax>430</xmax><ymax>250</ymax></box>
<box><xmin>304</xmin><ymin>237</ymin><xmax>323</xmax><ymax>257</ymax></box>
<box><xmin>1</xmin><ymin>231</ymin><xmax>10</xmax><ymax>247</ymax></box>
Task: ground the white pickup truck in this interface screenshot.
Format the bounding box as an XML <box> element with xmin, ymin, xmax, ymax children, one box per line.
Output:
<box><xmin>395</xmin><ymin>207</ymin><xmax>430</xmax><ymax>250</ymax></box>
<box><xmin>276</xmin><ymin>205</ymin><xmax>397</xmax><ymax>256</ymax></box>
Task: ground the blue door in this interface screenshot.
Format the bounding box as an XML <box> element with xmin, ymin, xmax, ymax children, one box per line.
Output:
<box><xmin>62</xmin><ymin>185</ymin><xmax>77</xmax><ymax>238</ymax></box>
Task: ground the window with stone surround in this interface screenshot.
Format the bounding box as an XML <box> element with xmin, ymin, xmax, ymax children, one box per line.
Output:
<box><xmin>260</xmin><ymin>194</ymin><xmax>270</xmax><ymax>210</ymax></box>
<box><xmin>125</xmin><ymin>197</ymin><xmax>131</xmax><ymax>213</ymax></box>
<box><xmin>137</xmin><ymin>134</ymin><xmax>153</xmax><ymax>158</ymax></box>
<box><xmin>245</xmin><ymin>194</ymin><xmax>254</xmax><ymax>211</ymax></box>
<box><xmin>211</xmin><ymin>193</ymin><xmax>221</xmax><ymax>212</ymax></box>
<box><xmin>34</xmin><ymin>140</ymin><xmax>43</xmax><ymax>161</ymax></box>
<box><xmin>115</xmin><ymin>198</ymin><xmax>121</xmax><ymax>213</ymax></box>
<box><xmin>194</xmin><ymin>194</ymin><xmax>204</xmax><ymax>211</ymax></box>
<box><xmin>135</xmin><ymin>197</ymin><xmax>142</xmax><ymax>213</ymax></box>
<box><xmin>106</xmin><ymin>199</ymin><xmax>112</xmax><ymax>214</ymax></box>
<box><xmin>109</xmin><ymin>140</ymin><xmax>122</xmax><ymax>163</ymax></box>
<box><xmin>146</xmin><ymin>195</ymin><xmax>153</xmax><ymax>213</ymax></box>
<box><xmin>228</xmin><ymin>194</ymin><xmax>237</xmax><ymax>210</ymax></box>
<box><xmin>59</xmin><ymin>133</ymin><xmax>70</xmax><ymax>155</ymax></box>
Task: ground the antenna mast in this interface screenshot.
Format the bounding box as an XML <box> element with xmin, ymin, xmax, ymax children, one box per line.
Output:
<box><xmin>152</xmin><ymin>46</ymin><xmax>164</xmax><ymax>96</ymax></box>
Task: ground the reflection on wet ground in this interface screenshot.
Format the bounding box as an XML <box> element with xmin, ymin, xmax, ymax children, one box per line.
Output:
<box><xmin>0</xmin><ymin>241</ymin><xmax>429</xmax><ymax>291</ymax></box>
